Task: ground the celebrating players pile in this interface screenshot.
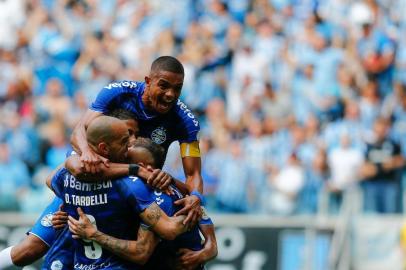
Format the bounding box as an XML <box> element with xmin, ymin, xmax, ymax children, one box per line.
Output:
<box><xmin>0</xmin><ymin>56</ymin><xmax>218</xmax><ymax>270</ymax></box>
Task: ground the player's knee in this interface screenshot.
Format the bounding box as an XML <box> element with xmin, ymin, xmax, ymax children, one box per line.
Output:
<box><xmin>11</xmin><ymin>235</ymin><xmax>49</xmax><ymax>266</ymax></box>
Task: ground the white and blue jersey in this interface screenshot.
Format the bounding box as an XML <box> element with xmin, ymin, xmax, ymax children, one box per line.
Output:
<box><xmin>90</xmin><ymin>81</ymin><xmax>200</xmax><ymax>151</ymax></box>
<box><xmin>42</xmin><ymin>227</ymin><xmax>73</xmax><ymax>270</ymax></box>
<box><xmin>50</xmin><ymin>168</ymin><xmax>155</xmax><ymax>270</ymax></box>
<box><xmin>28</xmin><ymin>197</ymin><xmax>64</xmax><ymax>247</ymax></box>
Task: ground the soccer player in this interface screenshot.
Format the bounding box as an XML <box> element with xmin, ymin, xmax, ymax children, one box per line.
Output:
<box><xmin>0</xmin><ymin>109</ymin><xmax>142</xmax><ymax>269</ymax></box>
<box><xmin>48</xmin><ymin>116</ymin><xmax>190</xmax><ymax>269</ymax></box>
<box><xmin>71</xmin><ymin>56</ymin><xmax>204</xmax><ymax>224</ymax></box>
<box><xmin>68</xmin><ymin>138</ymin><xmax>217</xmax><ymax>270</ymax></box>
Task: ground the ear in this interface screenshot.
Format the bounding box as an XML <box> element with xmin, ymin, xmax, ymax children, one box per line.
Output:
<box><xmin>98</xmin><ymin>142</ymin><xmax>109</xmax><ymax>156</ymax></box>
<box><xmin>145</xmin><ymin>76</ymin><xmax>150</xmax><ymax>86</ymax></box>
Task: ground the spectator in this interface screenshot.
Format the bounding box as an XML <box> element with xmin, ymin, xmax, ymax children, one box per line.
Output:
<box><xmin>0</xmin><ymin>143</ymin><xmax>30</xmax><ymax>211</ymax></box>
<box><xmin>359</xmin><ymin>117</ymin><xmax>404</xmax><ymax>213</ymax></box>
<box><xmin>355</xmin><ymin>3</ymin><xmax>396</xmax><ymax>96</ymax></box>
<box><xmin>266</xmin><ymin>153</ymin><xmax>305</xmax><ymax>215</ymax></box>
<box><xmin>215</xmin><ymin>140</ymin><xmax>250</xmax><ymax>213</ymax></box>
<box><xmin>298</xmin><ymin>148</ymin><xmax>328</xmax><ymax>214</ymax></box>
<box><xmin>327</xmin><ymin>134</ymin><xmax>364</xmax><ymax>212</ymax></box>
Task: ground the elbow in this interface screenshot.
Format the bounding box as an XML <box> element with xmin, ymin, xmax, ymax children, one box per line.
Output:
<box><xmin>128</xmin><ymin>254</ymin><xmax>149</xmax><ymax>265</ymax></box>
<box><xmin>159</xmin><ymin>225</ymin><xmax>178</xmax><ymax>240</ymax></box>
<box><xmin>160</xmin><ymin>231</ymin><xmax>177</xmax><ymax>241</ymax></box>
<box><xmin>137</xmin><ymin>256</ymin><xmax>149</xmax><ymax>266</ymax></box>
<box><xmin>212</xmin><ymin>243</ymin><xmax>218</xmax><ymax>259</ymax></box>
<box><xmin>69</xmin><ymin>166</ymin><xmax>83</xmax><ymax>179</ymax></box>
<box><xmin>127</xmin><ymin>246</ymin><xmax>151</xmax><ymax>265</ymax></box>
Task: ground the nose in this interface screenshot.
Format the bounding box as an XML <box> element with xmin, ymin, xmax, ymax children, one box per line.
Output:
<box><xmin>165</xmin><ymin>88</ymin><xmax>176</xmax><ymax>100</ymax></box>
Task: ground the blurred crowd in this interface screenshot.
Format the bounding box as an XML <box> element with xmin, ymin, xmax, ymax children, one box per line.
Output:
<box><xmin>1</xmin><ymin>0</ymin><xmax>406</xmax><ymax>216</ymax></box>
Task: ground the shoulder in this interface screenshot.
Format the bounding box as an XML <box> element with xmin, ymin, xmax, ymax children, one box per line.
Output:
<box><xmin>102</xmin><ymin>80</ymin><xmax>145</xmax><ymax>95</ymax></box>
<box><xmin>117</xmin><ymin>176</ymin><xmax>153</xmax><ymax>196</ymax></box>
<box><xmin>54</xmin><ymin>167</ymin><xmax>69</xmax><ymax>179</ymax></box>
<box><xmin>172</xmin><ymin>99</ymin><xmax>200</xmax><ymax>130</ymax></box>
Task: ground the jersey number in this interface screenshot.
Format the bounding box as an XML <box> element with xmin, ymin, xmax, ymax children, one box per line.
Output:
<box><xmin>83</xmin><ymin>214</ymin><xmax>103</xmax><ymax>259</ymax></box>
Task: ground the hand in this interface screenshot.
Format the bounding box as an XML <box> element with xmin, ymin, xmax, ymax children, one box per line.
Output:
<box><xmin>175</xmin><ymin>248</ymin><xmax>203</xmax><ymax>270</ymax></box>
<box><xmin>382</xmin><ymin>159</ymin><xmax>397</xmax><ymax>171</ymax></box>
<box><xmin>147</xmin><ymin>169</ymin><xmax>173</xmax><ymax>191</ymax></box>
<box><xmin>359</xmin><ymin>163</ymin><xmax>378</xmax><ymax>179</ymax></box>
<box><xmin>52</xmin><ymin>204</ymin><xmax>68</xmax><ymax>230</ymax></box>
<box><xmin>174</xmin><ymin>195</ymin><xmax>202</xmax><ymax>225</ymax></box>
<box><xmin>80</xmin><ymin>149</ymin><xmax>109</xmax><ymax>174</ymax></box>
<box><xmin>68</xmin><ymin>207</ymin><xmax>97</xmax><ymax>240</ymax></box>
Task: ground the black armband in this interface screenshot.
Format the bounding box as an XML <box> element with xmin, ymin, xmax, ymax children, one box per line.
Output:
<box><xmin>129</xmin><ymin>164</ymin><xmax>140</xmax><ymax>176</ymax></box>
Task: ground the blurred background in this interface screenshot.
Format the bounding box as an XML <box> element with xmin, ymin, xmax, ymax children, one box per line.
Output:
<box><xmin>0</xmin><ymin>0</ymin><xmax>406</xmax><ymax>269</ymax></box>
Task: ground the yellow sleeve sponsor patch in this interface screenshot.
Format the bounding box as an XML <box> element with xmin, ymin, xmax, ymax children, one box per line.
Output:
<box><xmin>180</xmin><ymin>141</ymin><xmax>201</xmax><ymax>158</ymax></box>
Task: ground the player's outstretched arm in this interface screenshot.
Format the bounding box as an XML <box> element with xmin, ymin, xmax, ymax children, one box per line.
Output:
<box><xmin>140</xmin><ymin>203</ymin><xmax>189</xmax><ymax>240</ymax></box>
<box><xmin>176</xmin><ymin>224</ymin><xmax>218</xmax><ymax>269</ymax></box>
<box><xmin>65</xmin><ymin>154</ymin><xmax>152</xmax><ymax>181</ymax></box>
<box><xmin>182</xmin><ymin>156</ymin><xmax>203</xmax><ymax>193</ymax></box>
<box><xmin>71</xmin><ymin>109</ymin><xmax>109</xmax><ymax>173</ymax></box>
<box><xmin>174</xmin><ymin>156</ymin><xmax>204</xmax><ymax>225</ymax></box>
<box><xmin>68</xmin><ymin>208</ymin><xmax>159</xmax><ymax>265</ymax></box>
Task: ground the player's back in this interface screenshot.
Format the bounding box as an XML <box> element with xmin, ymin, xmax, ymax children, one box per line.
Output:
<box><xmin>51</xmin><ymin>168</ymin><xmax>147</xmax><ymax>270</ymax></box>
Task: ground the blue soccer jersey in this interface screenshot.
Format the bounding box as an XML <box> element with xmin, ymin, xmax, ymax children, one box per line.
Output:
<box><xmin>151</xmin><ymin>183</ymin><xmax>213</xmax><ymax>250</ymax></box>
<box><xmin>143</xmin><ymin>180</ymin><xmax>213</xmax><ymax>270</ymax></box>
<box><xmin>28</xmin><ymin>197</ymin><xmax>64</xmax><ymax>247</ymax></box>
<box><xmin>89</xmin><ymin>81</ymin><xmax>200</xmax><ymax>151</ymax></box>
<box><xmin>51</xmin><ymin>168</ymin><xmax>156</xmax><ymax>270</ymax></box>
<box><xmin>42</xmin><ymin>227</ymin><xmax>73</xmax><ymax>270</ymax></box>
<box><xmin>28</xmin><ymin>148</ymin><xmax>78</xmax><ymax>248</ymax></box>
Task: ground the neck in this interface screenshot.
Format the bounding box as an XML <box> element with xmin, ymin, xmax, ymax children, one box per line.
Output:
<box><xmin>141</xmin><ymin>91</ymin><xmax>153</xmax><ymax>111</ymax></box>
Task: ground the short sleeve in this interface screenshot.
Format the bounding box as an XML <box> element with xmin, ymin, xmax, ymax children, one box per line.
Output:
<box><xmin>174</xmin><ymin>100</ymin><xmax>200</xmax><ymax>143</ymax></box>
<box><xmin>89</xmin><ymin>81</ymin><xmax>140</xmax><ymax>113</ymax></box>
<box><xmin>65</xmin><ymin>146</ymin><xmax>77</xmax><ymax>158</ymax></box>
<box><xmin>120</xmin><ymin>176</ymin><xmax>156</xmax><ymax>213</ymax></box>
<box><xmin>89</xmin><ymin>83</ymin><xmax>124</xmax><ymax>113</ymax></box>
<box><xmin>51</xmin><ymin>168</ymin><xmax>68</xmax><ymax>198</ymax></box>
<box><xmin>199</xmin><ymin>206</ymin><xmax>213</xmax><ymax>226</ymax></box>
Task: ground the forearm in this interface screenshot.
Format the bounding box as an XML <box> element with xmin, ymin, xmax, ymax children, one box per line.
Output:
<box><xmin>71</xmin><ymin>110</ymin><xmax>102</xmax><ymax>154</ymax></box>
<box><xmin>154</xmin><ymin>215</ymin><xmax>189</xmax><ymax>240</ymax></box>
<box><xmin>199</xmin><ymin>239</ymin><xmax>218</xmax><ymax>263</ymax></box>
<box><xmin>185</xmin><ymin>174</ymin><xmax>203</xmax><ymax>194</ymax></box>
<box><xmin>65</xmin><ymin>155</ymin><xmax>152</xmax><ymax>181</ymax></box>
<box><xmin>90</xmin><ymin>229</ymin><xmax>156</xmax><ymax>264</ymax></box>
<box><xmin>182</xmin><ymin>157</ymin><xmax>204</xmax><ymax>193</ymax></box>
<box><xmin>173</xmin><ymin>179</ymin><xmax>190</xmax><ymax>195</ymax></box>
<box><xmin>70</xmin><ymin>123</ymin><xmax>90</xmax><ymax>155</ymax></box>
<box><xmin>199</xmin><ymin>225</ymin><xmax>218</xmax><ymax>262</ymax></box>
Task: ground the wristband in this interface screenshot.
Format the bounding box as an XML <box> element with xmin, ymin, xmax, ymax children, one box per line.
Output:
<box><xmin>129</xmin><ymin>164</ymin><xmax>140</xmax><ymax>176</ymax></box>
<box><xmin>190</xmin><ymin>190</ymin><xmax>206</xmax><ymax>206</ymax></box>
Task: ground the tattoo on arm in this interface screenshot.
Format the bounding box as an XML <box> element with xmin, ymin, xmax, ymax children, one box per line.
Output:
<box><xmin>90</xmin><ymin>227</ymin><xmax>156</xmax><ymax>263</ymax></box>
<box><xmin>91</xmin><ymin>231</ymin><xmax>130</xmax><ymax>258</ymax></box>
<box><xmin>144</xmin><ymin>204</ymin><xmax>162</xmax><ymax>228</ymax></box>
<box><xmin>135</xmin><ymin>226</ymin><xmax>153</xmax><ymax>256</ymax></box>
